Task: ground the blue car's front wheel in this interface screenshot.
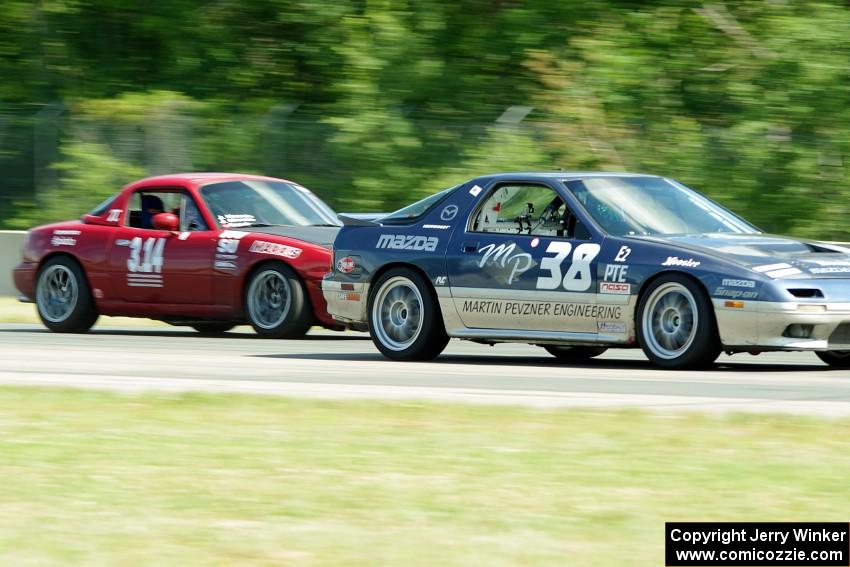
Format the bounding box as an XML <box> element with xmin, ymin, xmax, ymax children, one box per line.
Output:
<box><xmin>636</xmin><ymin>274</ymin><xmax>720</xmax><ymax>369</ymax></box>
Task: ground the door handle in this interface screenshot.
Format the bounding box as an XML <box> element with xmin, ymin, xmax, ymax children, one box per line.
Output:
<box><xmin>461</xmin><ymin>242</ymin><xmax>479</xmax><ymax>254</ymax></box>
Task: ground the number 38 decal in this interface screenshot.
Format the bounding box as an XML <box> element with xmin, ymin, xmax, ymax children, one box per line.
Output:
<box><xmin>536</xmin><ymin>242</ymin><xmax>601</xmax><ymax>291</ymax></box>
<box><xmin>127</xmin><ymin>237</ymin><xmax>166</xmax><ymax>273</ymax></box>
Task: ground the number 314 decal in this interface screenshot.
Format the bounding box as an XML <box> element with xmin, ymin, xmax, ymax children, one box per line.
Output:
<box><xmin>127</xmin><ymin>237</ymin><xmax>166</xmax><ymax>273</ymax></box>
<box><xmin>536</xmin><ymin>242</ymin><xmax>601</xmax><ymax>291</ymax></box>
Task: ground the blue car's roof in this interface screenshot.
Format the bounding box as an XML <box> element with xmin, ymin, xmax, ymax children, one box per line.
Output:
<box><xmin>472</xmin><ymin>171</ymin><xmax>661</xmax><ymax>183</ymax></box>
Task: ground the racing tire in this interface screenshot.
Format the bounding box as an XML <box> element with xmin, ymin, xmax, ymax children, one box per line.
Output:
<box><xmin>816</xmin><ymin>351</ymin><xmax>850</xmax><ymax>368</ymax></box>
<box><xmin>191</xmin><ymin>323</ymin><xmax>236</xmax><ymax>335</ymax></box>
<box><xmin>244</xmin><ymin>263</ymin><xmax>312</xmax><ymax>339</ymax></box>
<box><xmin>368</xmin><ymin>268</ymin><xmax>449</xmax><ymax>361</ymax></box>
<box><xmin>544</xmin><ymin>345</ymin><xmax>608</xmax><ymax>361</ymax></box>
<box><xmin>35</xmin><ymin>256</ymin><xmax>98</xmax><ymax>333</ymax></box>
<box><xmin>636</xmin><ymin>274</ymin><xmax>720</xmax><ymax>369</ymax></box>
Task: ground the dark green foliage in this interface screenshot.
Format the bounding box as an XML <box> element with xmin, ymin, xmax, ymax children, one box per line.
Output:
<box><xmin>1</xmin><ymin>2</ymin><xmax>849</xmax><ymax>238</ymax></box>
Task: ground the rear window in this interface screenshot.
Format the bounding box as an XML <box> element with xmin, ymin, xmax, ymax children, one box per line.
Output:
<box><xmin>380</xmin><ymin>186</ymin><xmax>457</xmax><ymax>224</ymax></box>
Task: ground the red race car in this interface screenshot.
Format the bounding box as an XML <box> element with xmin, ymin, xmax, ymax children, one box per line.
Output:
<box><xmin>13</xmin><ymin>173</ymin><xmax>345</xmax><ymax>337</ymax></box>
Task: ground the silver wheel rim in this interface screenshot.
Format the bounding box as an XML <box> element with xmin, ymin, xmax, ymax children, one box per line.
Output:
<box><xmin>247</xmin><ymin>270</ymin><xmax>291</xmax><ymax>329</ymax></box>
<box><xmin>37</xmin><ymin>265</ymin><xmax>79</xmax><ymax>323</ymax></box>
<box><xmin>641</xmin><ymin>282</ymin><xmax>699</xmax><ymax>360</ymax></box>
<box><xmin>371</xmin><ymin>276</ymin><xmax>424</xmax><ymax>351</ymax></box>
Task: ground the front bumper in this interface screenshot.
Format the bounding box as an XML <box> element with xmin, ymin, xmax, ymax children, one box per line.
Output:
<box><xmin>321</xmin><ymin>275</ymin><xmax>369</xmax><ymax>324</ymax></box>
<box><xmin>715</xmin><ymin>299</ymin><xmax>850</xmax><ymax>350</ymax></box>
<box><xmin>12</xmin><ymin>262</ymin><xmax>37</xmax><ymax>301</ymax></box>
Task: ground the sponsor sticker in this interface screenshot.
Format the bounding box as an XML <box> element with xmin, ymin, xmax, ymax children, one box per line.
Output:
<box><xmin>440</xmin><ymin>205</ymin><xmax>458</xmax><ymax>221</ymax></box>
<box><xmin>603</xmin><ymin>264</ymin><xmax>629</xmax><ymax>283</ymax></box>
<box><xmin>53</xmin><ymin>229</ymin><xmax>81</xmax><ymax>236</ymax></box>
<box><xmin>422</xmin><ymin>224</ymin><xmax>450</xmax><ymax>230</ymax></box>
<box><xmin>600</xmin><ymin>282</ymin><xmax>631</xmax><ymax>295</ymax></box>
<box><xmin>714</xmin><ymin>287</ymin><xmax>758</xmax><ymax>299</ymax></box>
<box><xmin>337</xmin><ymin>257</ymin><xmax>356</xmax><ymax>273</ymax></box>
<box><xmin>614</xmin><ymin>245</ymin><xmax>631</xmax><ymax>262</ymax></box>
<box><xmin>662</xmin><ymin>256</ymin><xmax>701</xmax><ymax>268</ymax></box>
<box><xmin>214</xmin><ymin>260</ymin><xmax>237</xmax><ymax>270</ymax></box>
<box><xmin>478</xmin><ymin>242</ymin><xmax>533</xmax><ymax>285</ymax></box>
<box><xmin>469</xmin><ymin>185</ymin><xmax>482</xmax><ymax>197</ymax></box>
<box><xmin>461</xmin><ymin>299</ymin><xmax>622</xmax><ymax>319</ymax></box>
<box><xmin>249</xmin><ymin>240</ymin><xmax>302</xmax><ymax>259</ymax></box>
<box><xmin>721</xmin><ymin>278</ymin><xmax>756</xmax><ymax>288</ymax></box>
<box><xmin>217</xmin><ymin>214</ymin><xmax>256</xmax><ymax>228</ymax></box>
<box><xmin>375</xmin><ymin>234</ymin><xmax>439</xmax><ymax>252</ymax></box>
<box><xmin>217</xmin><ymin>238</ymin><xmax>240</xmax><ymax>254</ymax></box>
<box><xmin>50</xmin><ymin>236</ymin><xmax>76</xmax><ymax>247</ymax></box>
<box><xmin>219</xmin><ymin>230</ymin><xmax>249</xmax><ymax>239</ymax></box>
<box><xmin>598</xmin><ymin>321</ymin><xmax>627</xmax><ymax>334</ymax></box>
<box><xmin>810</xmin><ymin>267</ymin><xmax>850</xmax><ymax>274</ymax></box>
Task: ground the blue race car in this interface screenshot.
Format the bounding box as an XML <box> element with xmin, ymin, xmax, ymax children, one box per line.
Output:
<box><xmin>322</xmin><ymin>172</ymin><xmax>850</xmax><ymax>369</ymax></box>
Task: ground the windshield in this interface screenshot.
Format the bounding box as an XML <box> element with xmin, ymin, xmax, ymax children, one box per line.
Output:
<box><xmin>201</xmin><ymin>180</ymin><xmax>340</xmax><ymax>228</ymax></box>
<box><xmin>380</xmin><ymin>186</ymin><xmax>456</xmax><ymax>224</ymax></box>
<box><xmin>564</xmin><ymin>176</ymin><xmax>758</xmax><ymax>236</ymax></box>
<box><xmin>88</xmin><ymin>194</ymin><xmax>116</xmax><ymax>216</ymax></box>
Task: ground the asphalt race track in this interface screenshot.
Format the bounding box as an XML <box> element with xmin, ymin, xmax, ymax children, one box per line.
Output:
<box><xmin>1</xmin><ymin>323</ymin><xmax>849</xmax><ymax>416</ymax></box>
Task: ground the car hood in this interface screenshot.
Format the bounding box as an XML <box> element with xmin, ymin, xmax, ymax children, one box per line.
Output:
<box><xmin>238</xmin><ymin>226</ymin><xmax>340</xmax><ymax>249</ymax></box>
<box><xmin>632</xmin><ymin>233</ymin><xmax>850</xmax><ymax>279</ymax></box>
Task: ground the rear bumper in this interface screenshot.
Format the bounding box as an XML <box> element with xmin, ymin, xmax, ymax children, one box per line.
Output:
<box><xmin>715</xmin><ymin>299</ymin><xmax>850</xmax><ymax>350</ymax></box>
<box><xmin>321</xmin><ymin>275</ymin><xmax>369</xmax><ymax>324</ymax></box>
<box><xmin>13</xmin><ymin>262</ymin><xmax>37</xmax><ymax>301</ymax></box>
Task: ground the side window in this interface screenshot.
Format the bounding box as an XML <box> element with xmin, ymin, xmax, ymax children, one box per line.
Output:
<box><xmin>180</xmin><ymin>195</ymin><xmax>209</xmax><ymax>231</ymax></box>
<box><xmin>470</xmin><ymin>184</ymin><xmax>590</xmax><ymax>239</ymax></box>
<box><xmin>126</xmin><ymin>190</ymin><xmax>181</xmax><ymax>229</ymax></box>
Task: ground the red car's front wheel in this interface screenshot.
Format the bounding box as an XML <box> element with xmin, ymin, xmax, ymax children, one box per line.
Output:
<box><xmin>35</xmin><ymin>256</ymin><xmax>98</xmax><ymax>333</ymax></box>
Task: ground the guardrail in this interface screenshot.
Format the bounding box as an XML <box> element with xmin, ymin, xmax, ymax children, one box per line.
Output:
<box><xmin>1</xmin><ymin>230</ymin><xmax>849</xmax><ymax>297</ymax></box>
<box><xmin>0</xmin><ymin>231</ymin><xmax>26</xmax><ymax>296</ymax></box>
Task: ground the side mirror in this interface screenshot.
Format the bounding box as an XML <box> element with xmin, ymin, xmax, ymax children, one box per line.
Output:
<box><xmin>81</xmin><ymin>213</ymin><xmax>113</xmax><ymax>226</ymax></box>
<box><xmin>152</xmin><ymin>212</ymin><xmax>179</xmax><ymax>231</ymax></box>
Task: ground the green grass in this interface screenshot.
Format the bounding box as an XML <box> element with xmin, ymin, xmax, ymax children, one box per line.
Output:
<box><xmin>0</xmin><ymin>389</ymin><xmax>848</xmax><ymax>566</ymax></box>
<box><xmin>0</xmin><ymin>296</ymin><xmax>170</xmax><ymax>327</ymax></box>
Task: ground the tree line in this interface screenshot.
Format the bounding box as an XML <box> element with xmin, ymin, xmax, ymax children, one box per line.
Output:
<box><xmin>2</xmin><ymin>1</ymin><xmax>849</xmax><ymax>239</ymax></box>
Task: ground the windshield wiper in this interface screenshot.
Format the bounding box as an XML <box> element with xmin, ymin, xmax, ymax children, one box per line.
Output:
<box><xmin>309</xmin><ymin>223</ymin><xmax>342</xmax><ymax>227</ymax></box>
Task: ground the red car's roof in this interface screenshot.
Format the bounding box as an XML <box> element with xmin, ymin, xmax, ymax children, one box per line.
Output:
<box><xmin>126</xmin><ymin>172</ymin><xmax>295</xmax><ymax>189</ymax></box>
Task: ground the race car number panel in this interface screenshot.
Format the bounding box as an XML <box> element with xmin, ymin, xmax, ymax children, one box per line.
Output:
<box><xmin>108</xmin><ymin>228</ymin><xmax>214</xmax><ymax>304</ymax></box>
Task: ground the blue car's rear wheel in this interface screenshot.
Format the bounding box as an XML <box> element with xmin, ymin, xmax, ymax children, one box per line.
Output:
<box><xmin>637</xmin><ymin>274</ymin><xmax>720</xmax><ymax>369</ymax></box>
<box><xmin>368</xmin><ymin>268</ymin><xmax>448</xmax><ymax>360</ymax></box>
